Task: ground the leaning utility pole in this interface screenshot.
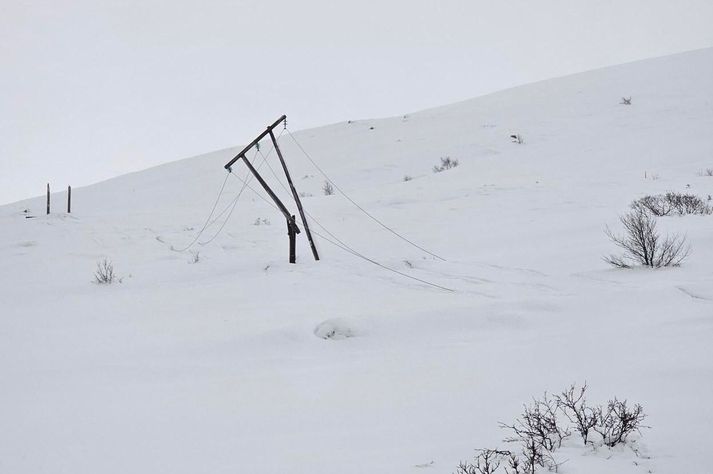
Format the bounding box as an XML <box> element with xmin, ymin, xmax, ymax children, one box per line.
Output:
<box><xmin>224</xmin><ymin>115</ymin><xmax>319</xmax><ymax>264</ymax></box>
<box><xmin>269</xmin><ymin>129</ymin><xmax>319</xmax><ymax>261</ymax></box>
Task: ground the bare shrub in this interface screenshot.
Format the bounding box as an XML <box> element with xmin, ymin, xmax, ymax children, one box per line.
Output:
<box><xmin>594</xmin><ymin>399</ymin><xmax>646</xmax><ymax>447</ymax></box>
<box><xmin>501</xmin><ymin>394</ymin><xmax>569</xmax><ymax>452</ymax></box>
<box><xmin>499</xmin><ymin>394</ymin><xmax>567</xmax><ymax>473</ymax></box>
<box><xmin>456</xmin><ymin>449</ymin><xmax>510</xmax><ymax>474</ymax></box>
<box><xmin>456</xmin><ymin>384</ymin><xmax>650</xmax><ymax>474</ymax></box>
<box><xmin>403</xmin><ymin>175</ymin><xmax>413</xmax><ymax>182</ymax></box>
<box><xmin>620</xmin><ymin>97</ymin><xmax>632</xmax><ymax>105</ymax></box>
<box><xmin>604</xmin><ymin>207</ymin><xmax>690</xmax><ymax>268</ymax></box>
<box><xmin>632</xmin><ymin>192</ymin><xmax>712</xmax><ymax>216</ymax></box>
<box><xmin>94</xmin><ymin>258</ymin><xmax>117</xmax><ymax>284</ymax></box>
<box><xmin>433</xmin><ymin>157</ymin><xmax>459</xmax><ymax>173</ymax></box>
<box><xmin>503</xmin><ymin>452</ymin><xmax>530</xmax><ymax>474</ymax></box>
<box><xmin>631</xmin><ymin>195</ymin><xmax>674</xmax><ymax>216</ymax></box>
<box><xmin>322</xmin><ymin>180</ymin><xmax>334</xmax><ymax>195</ymax></box>
<box><xmin>509</xmin><ymin>134</ymin><xmax>524</xmax><ymax>144</ymax></box>
<box><xmin>697</xmin><ymin>168</ymin><xmax>713</xmax><ymax>177</ymax></box>
<box><xmin>554</xmin><ymin>383</ymin><xmax>598</xmax><ymax>445</ymax></box>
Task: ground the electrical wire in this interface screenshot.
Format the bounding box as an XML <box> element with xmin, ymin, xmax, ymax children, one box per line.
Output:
<box><xmin>188</xmin><ymin>127</ymin><xmax>452</xmax><ymax>292</ymax></box>
<box><xmin>285</xmin><ymin>126</ymin><xmax>446</xmax><ymax>261</ymax></box>
<box><xmin>228</xmin><ymin>166</ymin><xmax>454</xmax><ymax>292</ymax></box>
<box><xmin>197</xmin><ymin>130</ymin><xmax>285</xmax><ymax>245</ymax></box>
<box><xmin>172</xmin><ymin>172</ymin><xmax>231</xmax><ymax>252</ymax></box>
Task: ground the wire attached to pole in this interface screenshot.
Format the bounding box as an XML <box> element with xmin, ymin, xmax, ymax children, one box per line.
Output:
<box><xmin>284</xmin><ymin>126</ymin><xmax>446</xmax><ymax>261</ymax></box>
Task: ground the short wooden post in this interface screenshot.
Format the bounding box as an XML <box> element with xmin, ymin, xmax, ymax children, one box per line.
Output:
<box><xmin>46</xmin><ymin>183</ymin><xmax>50</xmax><ymax>215</ymax></box>
<box><xmin>288</xmin><ymin>215</ymin><xmax>297</xmax><ymax>264</ymax></box>
<box><xmin>67</xmin><ymin>186</ymin><xmax>71</xmax><ymax>213</ymax></box>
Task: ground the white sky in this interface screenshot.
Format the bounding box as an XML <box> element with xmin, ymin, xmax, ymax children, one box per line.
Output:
<box><xmin>2</xmin><ymin>0</ymin><xmax>712</xmax><ymax>204</ymax></box>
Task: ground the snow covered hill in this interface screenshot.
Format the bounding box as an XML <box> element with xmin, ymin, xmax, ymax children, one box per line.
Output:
<box><xmin>1</xmin><ymin>48</ymin><xmax>712</xmax><ymax>474</ymax></box>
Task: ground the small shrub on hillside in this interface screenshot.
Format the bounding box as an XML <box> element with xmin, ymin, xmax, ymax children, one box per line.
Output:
<box><xmin>455</xmin><ymin>384</ymin><xmax>648</xmax><ymax>474</ymax></box>
<box><xmin>697</xmin><ymin>168</ymin><xmax>713</xmax><ymax>177</ymax></box>
<box><xmin>500</xmin><ymin>393</ymin><xmax>567</xmax><ymax>472</ymax></box>
<box><xmin>322</xmin><ymin>180</ymin><xmax>335</xmax><ymax>195</ymax></box>
<box><xmin>555</xmin><ymin>383</ymin><xmax>598</xmax><ymax>445</ymax></box>
<box><xmin>501</xmin><ymin>394</ymin><xmax>569</xmax><ymax>452</ymax></box>
<box><xmin>94</xmin><ymin>258</ymin><xmax>118</xmax><ymax>284</ymax></box>
<box><xmin>604</xmin><ymin>207</ymin><xmax>689</xmax><ymax>268</ymax></box>
<box><xmin>632</xmin><ymin>192</ymin><xmax>712</xmax><ymax>216</ymax></box>
<box><xmin>403</xmin><ymin>175</ymin><xmax>413</xmax><ymax>182</ymax></box>
<box><xmin>620</xmin><ymin>96</ymin><xmax>632</xmax><ymax>105</ymax></box>
<box><xmin>594</xmin><ymin>398</ymin><xmax>647</xmax><ymax>447</ymax></box>
<box><xmin>433</xmin><ymin>157</ymin><xmax>459</xmax><ymax>173</ymax></box>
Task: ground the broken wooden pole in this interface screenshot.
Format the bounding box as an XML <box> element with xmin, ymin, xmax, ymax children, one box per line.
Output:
<box><xmin>288</xmin><ymin>215</ymin><xmax>297</xmax><ymax>264</ymax></box>
<box><xmin>270</xmin><ymin>130</ymin><xmax>320</xmax><ymax>261</ymax></box>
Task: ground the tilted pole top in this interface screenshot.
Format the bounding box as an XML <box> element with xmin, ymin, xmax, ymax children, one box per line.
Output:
<box><xmin>224</xmin><ymin>115</ymin><xmax>287</xmax><ymax>170</ymax></box>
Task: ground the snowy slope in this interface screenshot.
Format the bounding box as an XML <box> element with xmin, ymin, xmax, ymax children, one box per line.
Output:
<box><xmin>1</xmin><ymin>48</ymin><xmax>713</xmax><ymax>474</ymax></box>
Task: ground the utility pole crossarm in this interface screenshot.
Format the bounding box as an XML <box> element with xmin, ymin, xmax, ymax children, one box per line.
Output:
<box><xmin>224</xmin><ymin>115</ymin><xmax>286</xmax><ymax>171</ymax></box>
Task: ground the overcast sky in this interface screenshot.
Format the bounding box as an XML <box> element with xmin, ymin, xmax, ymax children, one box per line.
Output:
<box><xmin>2</xmin><ymin>0</ymin><xmax>712</xmax><ymax>204</ymax></box>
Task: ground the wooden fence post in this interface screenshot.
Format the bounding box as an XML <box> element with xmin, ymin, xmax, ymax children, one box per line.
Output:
<box><xmin>46</xmin><ymin>183</ymin><xmax>50</xmax><ymax>215</ymax></box>
<box><xmin>67</xmin><ymin>186</ymin><xmax>71</xmax><ymax>213</ymax></box>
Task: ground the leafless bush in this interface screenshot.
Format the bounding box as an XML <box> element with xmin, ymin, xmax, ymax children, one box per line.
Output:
<box><xmin>604</xmin><ymin>207</ymin><xmax>690</xmax><ymax>268</ymax></box>
<box><xmin>456</xmin><ymin>384</ymin><xmax>649</xmax><ymax>474</ymax></box>
<box><xmin>593</xmin><ymin>398</ymin><xmax>646</xmax><ymax>447</ymax></box>
<box><xmin>94</xmin><ymin>258</ymin><xmax>117</xmax><ymax>284</ymax></box>
<box><xmin>433</xmin><ymin>157</ymin><xmax>459</xmax><ymax>173</ymax></box>
<box><xmin>403</xmin><ymin>175</ymin><xmax>413</xmax><ymax>182</ymax></box>
<box><xmin>632</xmin><ymin>192</ymin><xmax>712</xmax><ymax>216</ymax></box>
<box><xmin>322</xmin><ymin>180</ymin><xmax>334</xmax><ymax>195</ymax></box>
<box><xmin>554</xmin><ymin>383</ymin><xmax>598</xmax><ymax>445</ymax></box>
<box><xmin>631</xmin><ymin>195</ymin><xmax>674</xmax><ymax>216</ymax></box>
<box><xmin>499</xmin><ymin>393</ymin><xmax>567</xmax><ymax>473</ymax></box>
<box><xmin>501</xmin><ymin>394</ymin><xmax>569</xmax><ymax>452</ymax></box>
<box><xmin>697</xmin><ymin>168</ymin><xmax>713</xmax><ymax>177</ymax></box>
<box><xmin>456</xmin><ymin>449</ymin><xmax>510</xmax><ymax>474</ymax></box>
<box><xmin>620</xmin><ymin>97</ymin><xmax>632</xmax><ymax>105</ymax></box>
<box><xmin>503</xmin><ymin>452</ymin><xmax>530</xmax><ymax>474</ymax></box>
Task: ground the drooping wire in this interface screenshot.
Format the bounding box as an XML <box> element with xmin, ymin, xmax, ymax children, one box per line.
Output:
<box><xmin>172</xmin><ymin>172</ymin><xmax>231</xmax><ymax>252</ymax></box>
<box><xmin>197</xmin><ymin>172</ymin><xmax>249</xmax><ymax>246</ymax></box>
<box><xmin>284</xmin><ymin>126</ymin><xmax>446</xmax><ymax>261</ymax></box>
<box><xmin>185</xmin><ymin>130</ymin><xmax>452</xmax><ymax>291</ymax></box>
<box><xmin>309</xmin><ymin>226</ymin><xmax>454</xmax><ymax>292</ymax></box>
<box><xmin>197</xmin><ymin>129</ymin><xmax>285</xmax><ymax>245</ymax></box>
<box><xmin>227</xmin><ymin>170</ymin><xmax>282</xmax><ymax>210</ymax></box>
<box><xmin>205</xmin><ymin>129</ymin><xmax>286</xmax><ymax>230</ymax></box>
<box><xmin>228</xmin><ymin>165</ymin><xmax>453</xmax><ymax>292</ymax></box>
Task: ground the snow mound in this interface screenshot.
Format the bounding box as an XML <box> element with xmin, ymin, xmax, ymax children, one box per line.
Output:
<box><xmin>314</xmin><ymin>318</ymin><xmax>361</xmax><ymax>340</ymax></box>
